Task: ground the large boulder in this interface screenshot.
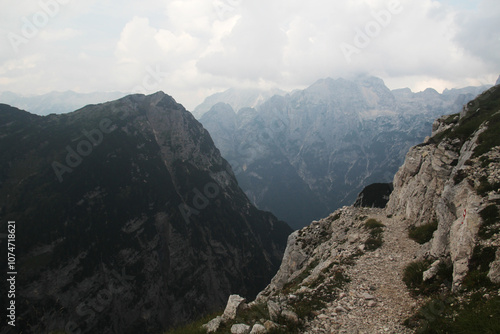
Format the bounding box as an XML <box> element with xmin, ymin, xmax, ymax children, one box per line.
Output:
<box><xmin>202</xmin><ymin>316</ymin><xmax>222</xmax><ymax>333</ymax></box>
<box><xmin>231</xmin><ymin>323</ymin><xmax>251</xmax><ymax>334</ymax></box>
<box><xmin>222</xmin><ymin>295</ymin><xmax>247</xmax><ymax>322</ymax></box>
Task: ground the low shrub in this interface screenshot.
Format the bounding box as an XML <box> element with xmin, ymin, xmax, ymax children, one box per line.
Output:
<box><xmin>403</xmin><ymin>258</ymin><xmax>453</xmax><ymax>297</ymax></box>
<box><xmin>403</xmin><ymin>260</ymin><xmax>431</xmax><ymax>295</ymax></box>
<box><xmin>408</xmin><ymin>220</ymin><xmax>438</xmax><ymax>244</ymax></box>
<box><xmin>405</xmin><ymin>293</ymin><xmax>500</xmax><ymax>334</ymax></box>
<box><xmin>477</xmin><ymin>176</ymin><xmax>500</xmax><ymax>197</ymax></box>
<box><xmin>364</xmin><ymin>219</ymin><xmax>385</xmax><ymax>251</ymax></box>
<box><xmin>463</xmin><ymin>245</ymin><xmax>497</xmax><ymax>289</ymax></box>
<box><xmin>364</xmin><ymin>218</ymin><xmax>384</xmax><ymax>229</ymax></box>
<box><xmin>478</xmin><ymin>204</ymin><xmax>500</xmax><ymax>239</ymax></box>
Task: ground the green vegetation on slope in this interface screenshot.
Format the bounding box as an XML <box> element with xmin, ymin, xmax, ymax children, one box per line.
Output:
<box><xmin>431</xmin><ymin>85</ymin><xmax>500</xmax><ymax>156</ymax></box>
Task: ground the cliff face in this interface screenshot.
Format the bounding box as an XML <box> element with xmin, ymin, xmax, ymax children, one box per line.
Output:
<box><xmin>387</xmin><ymin>84</ymin><xmax>500</xmax><ymax>287</ymax></box>
<box><xmin>0</xmin><ymin>93</ymin><xmax>291</xmax><ymax>333</ymax></box>
<box><xmin>202</xmin><ymin>84</ymin><xmax>500</xmax><ymax>333</ymax></box>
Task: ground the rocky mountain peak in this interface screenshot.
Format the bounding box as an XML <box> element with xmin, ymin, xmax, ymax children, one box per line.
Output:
<box><xmin>421</xmin><ymin>87</ymin><xmax>441</xmax><ymax>96</ymax></box>
<box><xmin>204</xmin><ymin>102</ymin><xmax>237</xmax><ymax>118</ymax></box>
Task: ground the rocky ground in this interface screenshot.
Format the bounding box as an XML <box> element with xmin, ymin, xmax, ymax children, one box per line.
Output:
<box><xmin>303</xmin><ymin>209</ymin><xmax>424</xmax><ymax>334</ymax></box>
<box><xmin>202</xmin><ymin>207</ymin><xmax>429</xmax><ymax>334</ymax></box>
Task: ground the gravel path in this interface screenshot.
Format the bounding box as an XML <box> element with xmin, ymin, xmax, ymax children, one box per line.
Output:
<box><xmin>304</xmin><ymin>209</ymin><xmax>425</xmax><ymax>334</ymax></box>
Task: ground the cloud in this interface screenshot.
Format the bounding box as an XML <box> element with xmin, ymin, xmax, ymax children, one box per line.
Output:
<box><xmin>115</xmin><ymin>17</ymin><xmax>167</xmax><ymax>65</ymax></box>
<box><xmin>165</xmin><ymin>0</ymin><xmax>217</xmax><ymax>36</ymax></box>
<box><xmin>39</xmin><ymin>28</ymin><xmax>80</xmax><ymax>41</ymax></box>
<box><xmin>453</xmin><ymin>0</ymin><xmax>500</xmax><ymax>66</ymax></box>
<box><xmin>196</xmin><ymin>0</ymin><xmax>499</xmax><ymax>94</ymax></box>
<box><xmin>0</xmin><ymin>0</ymin><xmax>499</xmax><ymax>110</ymax></box>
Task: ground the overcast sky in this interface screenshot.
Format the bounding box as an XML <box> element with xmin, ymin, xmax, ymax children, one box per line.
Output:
<box><xmin>0</xmin><ymin>0</ymin><xmax>499</xmax><ymax>110</ymax></box>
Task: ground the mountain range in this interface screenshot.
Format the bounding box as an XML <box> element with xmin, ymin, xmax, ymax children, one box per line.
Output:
<box><xmin>199</xmin><ymin>76</ymin><xmax>491</xmax><ymax>228</ymax></box>
<box><xmin>0</xmin><ymin>91</ymin><xmax>127</xmax><ymax>115</ymax></box>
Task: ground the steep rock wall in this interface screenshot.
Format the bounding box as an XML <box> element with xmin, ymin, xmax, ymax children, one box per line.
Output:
<box><xmin>386</xmin><ymin>88</ymin><xmax>500</xmax><ymax>287</ymax></box>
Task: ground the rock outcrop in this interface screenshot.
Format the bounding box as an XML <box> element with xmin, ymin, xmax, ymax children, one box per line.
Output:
<box><xmin>205</xmin><ymin>207</ymin><xmax>420</xmax><ymax>333</ymax></box>
<box><xmin>387</xmin><ymin>85</ymin><xmax>500</xmax><ymax>287</ymax></box>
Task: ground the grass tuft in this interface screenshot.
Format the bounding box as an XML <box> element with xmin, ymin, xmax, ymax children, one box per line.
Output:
<box><xmin>403</xmin><ymin>260</ymin><xmax>430</xmax><ymax>295</ymax></box>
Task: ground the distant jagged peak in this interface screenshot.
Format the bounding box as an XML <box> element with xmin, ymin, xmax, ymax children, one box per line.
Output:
<box><xmin>353</xmin><ymin>74</ymin><xmax>389</xmax><ymax>88</ymax></box>
<box><xmin>421</xmin><ymin>87</ymin><xmax>440</xmax><ymax>96</ymax></box>
<box><xmin>391</xmin><ymin>87</ymin><xmax>413</xmax><ymax>99</ymax></box>
<box><xmin>207</xmin><ymin>101</ymin><xmax>236</xmax><ymax>114</ymax></box>
<box><xmin>192</xmin><ymin>87</ymin><xmax>285</xmax><ymax>119</ymax></box>
<box><xmin>200</xmin><ymin>102</ymin><xmax>237</xmax><ymax>125</ymax></box>
<box><xmin>290</xmin><ymin>75</ymin><xmax>395</xmax><ymax>113</ymax></box>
